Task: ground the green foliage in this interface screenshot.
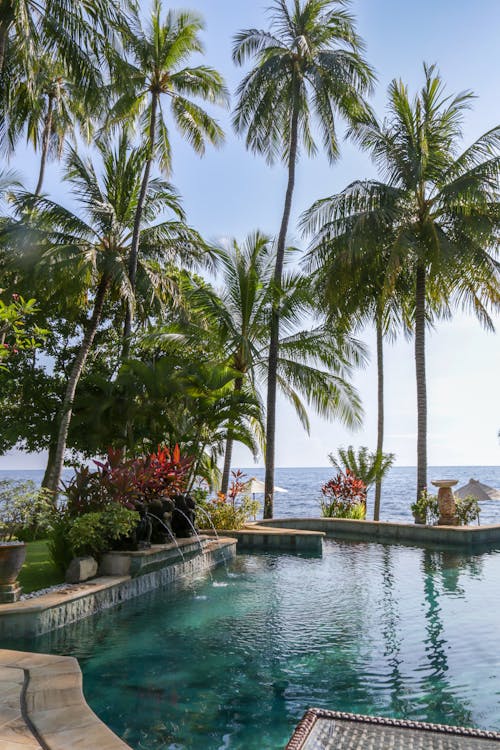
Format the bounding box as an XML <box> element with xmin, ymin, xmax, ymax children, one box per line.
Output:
<box><xmin>328</xmin><ymin>446</ymin><xmax>395</xmax><ymax>488</ymax></box>
<box><xmin>68</xmin><ymin>506</ymin><xmax>140</xmax><ymax>559</ymax></box>
<box><xmin>196</xmin><ymin>495</ymin><xmax>260</xmax><ymax>531</ymax></box>
<box><xmin>0</xmin><ymin>480</ymin><xmax>54</xmax><ymax>541</ymax></box>
<box><xmin>196</xmin><ymin>473</ymin><xmax>260</xmax><ymax>530</ymax></box>
<box><xmin>319</xmin><ymin>469</ymin><xmax>367</xmax><ymax>519</ymax></box>
<box><xmin>47</xmin><ymin>513</ymin><xmax>74</xmax><ymax>575</ymax></box>
<box><xmin>411</xmin><ymin>490</ymin><xmax>439</xmax><ymax>525</ymax></box>
<box><xmin>455</xmin><ymin>496</ymin><xmax>481</xmax><ymax>526</ymax></box>
<box><xmin>0</xmin><ymin>294</ymin><xmax>47</xmax><ymax>369</ymax></box>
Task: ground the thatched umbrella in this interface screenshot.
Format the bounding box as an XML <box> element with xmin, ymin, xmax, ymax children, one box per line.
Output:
<box><xmin>455</xmin><ymin>478</ymin><xmax>500</xmax><ymax>501</ymax></box>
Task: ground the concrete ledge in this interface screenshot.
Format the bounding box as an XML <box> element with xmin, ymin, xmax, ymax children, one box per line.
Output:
<box><xmin>99</xmin><ymin>536</ymin><xmax>210</xmax><ymax>576</ymax></box>
<box><xmin>0</xmin><ymin>538</ymin><xmax>236</xmax><ymax>640</ymax></box>
<box><xmin>257</xmin><ymin>517</ymin><xmax>500</xmax><ymax>548</ymax></box>
<box><xmin>0</xmin><ymin>649</ymin><xmax>132</xmax><ymax>749</ymax></box>
<box><xmin>200</xmin><ymin>525</ymin><xmax>324</xmax><ymax>553</ymax></box>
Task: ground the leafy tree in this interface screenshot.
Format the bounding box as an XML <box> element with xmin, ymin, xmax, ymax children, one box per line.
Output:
<box><xmin>4</xmin><ymin>134</ymin><xmax>206</xmax><ymax>493</ymax></box>
<box><xmin>233</xmin><ymin>0</ymin><xmax>374</xmax><ymax>517</ymax></box>
<box><xmin>308</xmin><ymin>64</ymin><xmax>500</xmax><ymax>500</ymax></box>
<box><xmin>0</xmin><ymin>293</ymin><xmax>46</xmax><ymax>367</ymax></box>
<box><xmin>107</xmin><ymin>0</ymin><xmax>228</xmax><ymax>355</ymax></box>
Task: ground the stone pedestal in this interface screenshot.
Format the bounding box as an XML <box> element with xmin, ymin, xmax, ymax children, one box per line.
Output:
<box><xmin>432</xmin><ymin>479</ymin><xmax>459</xmax><ymax>526</ymax></box>
<box><xmin>0</xmin><ymin>582</ymin><xmax>22</xmax><ymax>603</ymax></box>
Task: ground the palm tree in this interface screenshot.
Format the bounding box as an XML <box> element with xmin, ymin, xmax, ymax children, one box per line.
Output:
<box><xmin>0</xmin><ymin>0</ymin><xmax>123</xmax><ymax>77</ymax></box>
<box><xmin>5</xmin><ymin>135</ymin><xmax>207</xmax><ymax>493</ymax></box>
<box><xmin>180</xmin><ymin>231</ymin><xmax>367</xmax><ymax>496</ymax></box>
<box><xmin>307</xmin><ymin>64</ymin><xmax>500</xmax><ymax>500</ymax></box>
<box><xmin>328</xmin><ymin>445</ymin><xmax>395</xmax><ymax>494</ymax></box>
<box><xmin>302</xmin><ymin>185</ymin><xmax>409</xmax><ymax>519</ymax></box>
<box><xmin>233</xmin><ymin>0</ymin><xmax>374</xmax><ymax>517</ymax></box>
<box><xmin>6</xmin><ymin>54</ymin><xmax>96</xmax><ymax>194</ymax></box>
<box><xmin>107</xmin><ymin>0</ymin><xmax>228</xmax><ymax>356</ymax></box>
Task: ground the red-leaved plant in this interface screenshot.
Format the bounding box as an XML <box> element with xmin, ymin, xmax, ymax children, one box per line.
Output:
<box><xmin>64</xmin><ymin>445</ymin><xmax>192</xmax><ymax>516</ymax></box>
<box><xmin>320</xmin><ymin>469</ymin><xmax>367</xmax><ymax>519</ymax></box>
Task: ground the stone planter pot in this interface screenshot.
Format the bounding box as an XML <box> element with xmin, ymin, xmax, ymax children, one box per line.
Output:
<box><xmin>0</xmin><ymin>542</ymin><xmax>26</xmax><ymax>602</ymax></box>
<box><xmin>413</xmin><ymin>513</ymin><xmax>426</xmax><ymax>525</ymax></box>
<box><xmin>432</xmin><ymin>479</ymin><xmax>458</xmax><ymax>526</ymax></box>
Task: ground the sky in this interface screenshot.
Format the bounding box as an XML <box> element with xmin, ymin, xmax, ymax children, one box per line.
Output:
<box><xmin>1</xmin><ymin>0</ymin><xmax>499</xmax><ymax>469</ymax></box>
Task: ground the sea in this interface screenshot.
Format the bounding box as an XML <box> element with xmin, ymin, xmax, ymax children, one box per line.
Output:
<box><xmin>2</xmin><ymin>465</ymin><xmax>500</xmax><ymax>524</ymax></box>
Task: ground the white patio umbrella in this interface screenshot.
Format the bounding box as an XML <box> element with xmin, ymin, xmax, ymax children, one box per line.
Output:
<box><xmin>246</xmin><ymin>477</ymin><xmax>288</xmax><ymax>497</ymax></box>
<box><xmin>455</xmin><ymin>478</ymin><xmax>500</xmax><ymax>501</ymax></box>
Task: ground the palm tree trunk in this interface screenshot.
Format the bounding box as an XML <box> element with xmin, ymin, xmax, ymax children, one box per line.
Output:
<box><xmin>373</xmin><ymin>314</ymin><xmax>384</xmax><ymax>521</ymax></box>
<box><xmin>264</xmin><ymin>97</ymin><xmax>299</xmax><ymax>519</ymax></box>
<box><xmin>122</xmin><ymin>92</ymin><xmax>158</xmax><ymax>360</ymax></box>
<box><xmin>34</xmin><ymin>94</ymin><xmax>55</xmax><ymax>195</ymax></box>
<box><xmin>220</xmin><ymin>377</ymin><xmax>243</xmax><ymax>496</ymax></box>
<box><xmin>415</xmin><ymin>263</ymin><xmax>427</xmax><ymax>500</ymax></box>
<box><xmin>220</xmin><ymin>436</ymin><xmax>233</xmax><ymax>496</ymax></box>
<box><xmin>45</xmin><ymin>276</ymin><xmax>110</xmax><ymax>494</ymax></box>
<box><xmin>0</xmin><ymin>23</ymin><xmax>8</xmax><ymax>73</ymax></box>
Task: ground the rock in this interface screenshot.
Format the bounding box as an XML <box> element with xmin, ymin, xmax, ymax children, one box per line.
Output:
<box><xmin>65</xmin><ymin>556</ymin><xmax>98</xmax><ymax>583</ymax></box>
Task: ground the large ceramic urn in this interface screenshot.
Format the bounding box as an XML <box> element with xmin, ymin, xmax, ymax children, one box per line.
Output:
<box><xmin>0</xmin><ymin>542</ymin><xmax>26</xmax><ymax>603</ymax></box>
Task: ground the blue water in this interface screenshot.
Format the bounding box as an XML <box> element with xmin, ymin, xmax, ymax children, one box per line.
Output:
<box><xmin>2</xmin><ymin>466</ymin><xmax>500</xmax><ymax>523</ymax></box>
<box><xmin>16</xmin><ymin>540</ymin><xmax>500</xmax><ymax>749</ymax></box>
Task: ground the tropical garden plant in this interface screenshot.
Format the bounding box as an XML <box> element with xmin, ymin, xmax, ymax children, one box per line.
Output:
<box><xmin>233</xmin><ymin>0</ymin><xmax>374</xmax><ymax>517</ymax></box>
<box><xmin>195</xmin><ymin>470</ymin><xmax>260</xmax><ymax>530</ymax></box>
<box><xmin>328</xmin><ymin>446</ymin><xmax>395</xmax><ymax>498</ymax></box>
<box><xmin>319</xmin><ymin>468</ymin><xmax>367</xmax><ymax>519</ymax></box>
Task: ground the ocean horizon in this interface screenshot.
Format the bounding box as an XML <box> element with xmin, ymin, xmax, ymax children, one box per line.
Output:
<box><xmin>2</xmin><ymin>464</ymin><xmax>500</xmax><ymax>525</ymax></box>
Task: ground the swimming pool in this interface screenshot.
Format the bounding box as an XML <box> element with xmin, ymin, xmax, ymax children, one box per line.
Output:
<box><xmin>18</xmin><ymin>539</ymin><xmax>500</xmax><ymax>749</ymax></box>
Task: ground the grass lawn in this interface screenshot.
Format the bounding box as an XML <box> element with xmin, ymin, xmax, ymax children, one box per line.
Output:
<box><xmin>18</xmin><ymin>539</ymin><xmax>64</xmax><ymax>594</ymax></box>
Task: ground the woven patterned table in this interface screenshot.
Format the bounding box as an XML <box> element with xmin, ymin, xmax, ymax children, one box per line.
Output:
<box><xmin>286</xmin><ymin>710</ymin><xmax>500</xmax><ymax>749</ymax></box>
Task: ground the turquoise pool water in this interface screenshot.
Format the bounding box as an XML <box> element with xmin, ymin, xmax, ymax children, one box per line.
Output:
<box><xmin>20</xmin><ymin>540</ymin><xmax>500</xmax><ymax>749</ymax></box>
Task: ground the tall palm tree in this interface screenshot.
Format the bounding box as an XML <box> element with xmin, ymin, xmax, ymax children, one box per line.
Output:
<box><xmin>107</xmin><ymin>0</ymin><xmax>228</xmax><ymax>356</ymax></box>
<box><xmin>5</xmin><ymin>135</ymin><xmax>207</xmax><ymax>493</ymax></box>
<box><xmin>307</xmin><ymin>64</ymin><xmax>500</xmax><ymax>500</ymax></box>
<box><xmin>233</xmin><ymin>0</ymin><xmax>374</xmax><ymax>517</ymax></box>
<box><xmin>181</xmin><ymin>231</ymin><xmax>367</xmax><ymax>496</ymax></box>
<box><xmin>6</xmin><ymin>54</ymin><xmax>96</xmax><ymax>194</ymax></box>
<box><xmin>302</xmin><ymin>186</ymin><xmax>409</xmax><ymax>519</ymax></box>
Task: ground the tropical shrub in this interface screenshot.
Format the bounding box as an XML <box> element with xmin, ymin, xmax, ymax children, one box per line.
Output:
<box><xmin>319</xmin><ymin>469</ymin><xmax>367</xmax><ymax>519</ymax></box>
<box><xmin>0</xmin><ymin>480</ymin><xmax>54</xmax><ymax>541</ymax></box>
<box><xmin>455</xmin><ymin>496</ymin><xmax>481</xmax><ymax>526</ymax></box>
<box><xmin>196</xmin><ymin>471</ymin><xmax>260</xmax><ymax>530</ymax></box>
<box><xmin>47</xmin><ymin>512</ymin><xmax>74</xmax><ymax>575</ymax></box>
<box><xmin>64</xmin><ymin>445</ymin><xmax>192</xmax><ymax>514</ymax></box>
<box><xmin>68</xmin><ymin>506</ymin><xmax>140</xmax><ymax>560</ymax></box>
<box><xmin>328</xmin><ymin>446</ymin><xmax>395</xmax><ymax>488</ymax></box>
<box><xmin>410</xmin><ymin>490</ymin><xmax>439</xmax><ymax>525</ymax></box>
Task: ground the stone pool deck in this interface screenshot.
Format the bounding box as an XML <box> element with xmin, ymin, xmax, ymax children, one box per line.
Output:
<box><xmin>256</xmin><ymin>517</ymin><xmax>500</xmax><ymax>548</ymax></box>
<box><xmin>0</xmin><ymin>649</ymin><xmax>132</xmax><ymax>750</ymax></box>
<box><xmin>200</xmin><ymin>525</ymin><xmax>324</xmax><ymax>552</ymax></box>
<box><xmin>0</xmin><ymin>537</ymin><xmax>235</xmax><ymax>640</ymax></box>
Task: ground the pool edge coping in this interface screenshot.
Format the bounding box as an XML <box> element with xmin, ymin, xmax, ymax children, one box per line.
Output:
<box><xmin>0</xmin><ymin>648</ymin><xmax>133</xmax><ymax>749</ymax></box>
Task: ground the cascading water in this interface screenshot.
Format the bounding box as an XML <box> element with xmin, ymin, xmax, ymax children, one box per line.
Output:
<box><xmin>194</xmin><ymin>505</ymin><xmax>229</xmax><ymax>573</ymax></box>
